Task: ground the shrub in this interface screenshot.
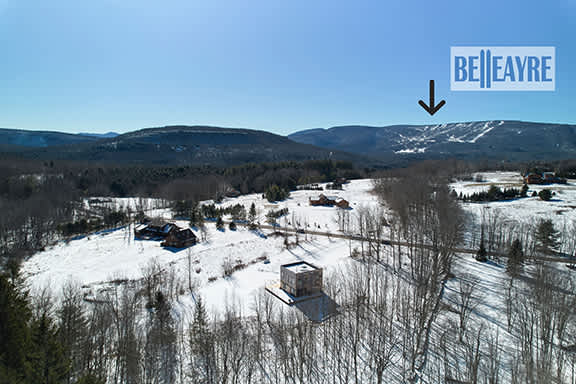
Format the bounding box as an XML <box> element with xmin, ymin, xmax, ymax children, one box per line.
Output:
<box><xmin>538</xmin><ymin>189</ymin><xmax>552</xmax><ymax>201</ymax></box>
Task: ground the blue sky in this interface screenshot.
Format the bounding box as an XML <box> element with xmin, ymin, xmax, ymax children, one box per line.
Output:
<box><xmin>0</xmin><ymin>0</ymin><xmax>574</xmax><ymax>135</ymax></box>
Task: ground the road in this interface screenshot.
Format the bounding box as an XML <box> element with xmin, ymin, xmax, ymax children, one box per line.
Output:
<box><xmin>228</xmin><ymin>221</ymin><xmax>574</xmax><ymax>265</ymax></box>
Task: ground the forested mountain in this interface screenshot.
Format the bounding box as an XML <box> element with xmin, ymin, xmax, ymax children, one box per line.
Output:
<box><xmin>2</xmin><ymin>121</ymin><xmax>576</xmax><ymax>165</ymax></box>
<box><xmin>0</xmin><ymin>125</ymin><xmax>363</xmax><ymax>166</ymax></box>
<box><xmin>0</xmin><ymin>128</ymin><xmax>101</xmax><ymax>147</ymax></box>
<box><xmin>289</xmin><ymin>120</ymin><xmax>576</xmax><ymax>161</ymax></box>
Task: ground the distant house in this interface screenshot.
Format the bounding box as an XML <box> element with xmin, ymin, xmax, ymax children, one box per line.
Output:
<box><xmin>280</xmin><ymin>261</ymin><xmax>323</xmax><ymax>297</ymax></box>
<box><xmin>134</xmin><ymin>223</ymin><xmax>178</xmax><ymax>240</ymax></box>
<box><xmin>524</xmin><ymin>173</ymin><xmax>543</xmax><ymax>184</ymax></box>
<box><xmin>161</xmin><ymin>228</ymin><xmax>197</xmax><ymax>248</ymax></box>
<box><xmin>225</xmin><ymin>188</ymin><xmax>241</xmax><ymax>198</ymax></box>
<box><xmin>309</xmin><ymin>194</ymin><xmax>350</xmax><ymax>208</ymax></box>
<box><xmin>524</xmin><ymin>172</ymin><xmax>567</xmax><ymax>185</ymax></box>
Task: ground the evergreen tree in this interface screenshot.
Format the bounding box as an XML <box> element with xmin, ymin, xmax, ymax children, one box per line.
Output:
<box><xmin>264</xmin><ymin>184</ymin><xmax>289</xmax><ymax>202</ymax></box>
<box><xmin>172</xmin><ymin>200</ymin><xmax>193</xmax><ymax>218</ymax></box>
<box><xmin>248</xmin><ymin>203</ymin><xmax>257</xmax><ymax>230</ymax></box>
<box><xmin>189</xmin><ymin>299</ymin><xmax>216</xmax><ymax>384</ymax></box>
<box><xmin>520</xmin><ymin>183</ymin><xmax>529</xmax><ymax>197</ymax></box>
<box><xmin>475</xmin><ymin>230</ymin><xmax>488</xmax><ymax>262</ymax></box>
<box><xmin>538</xmin><ymin>189</ymin><xmax>553</xmax><ymax>201</ymax></box>
<box><xmin>28</xmin><ymin>313</ymin><xmax>69</xmax><ymax>384</ymax></box>
<box><xmin>216</xmin><ymin>217</ymin><xmax>224</xmax><ymax>230</ymax></box>
<box><xmin>0</xmin><ymin>274</ymin><xmax>33</xmax><ymax>383</ymax></box>
<box><xmin>189</xmin><ymin>202</ymin><xmax>203</xmax><ymax>227</ymax></box>
<box><xmin>535</xmin><ymin>219</ymin><xmax>559</xmax><ymax>251</ymax></box>
<box><xmin>230</xmin><ymin>205</ymin><xmax>246</xmax><ymax>222</ymax></box>
<box><xmin>506</xmin><ymin>239</ymin><xmax>524</xmax><ymax>277</ymax></box>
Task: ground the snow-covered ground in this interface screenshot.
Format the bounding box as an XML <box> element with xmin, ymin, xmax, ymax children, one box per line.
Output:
<box><xmin>22</xmin><ymin>173</ymin><xmax>576</xmax><ymax>314</ymax></box>
<box><xmin>18</xmin><ymin>172</ymin><xmax>576</xmax><ymax>383</ymax></box>
<box><xmin>451</xmin><ymin>171</ymin><xmax>576</xmax><ymax>224</ymax></box>
<box><xmin>21</xmin><ymin>179</ymin><xmax>381</xmax><ymax>315</ymax></box>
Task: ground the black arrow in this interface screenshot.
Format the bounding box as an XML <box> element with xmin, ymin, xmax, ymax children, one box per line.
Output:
<box><xmin>418</xmin><ymin>80</ymin><xmax>446</xmax><ymax>116</ymax></box>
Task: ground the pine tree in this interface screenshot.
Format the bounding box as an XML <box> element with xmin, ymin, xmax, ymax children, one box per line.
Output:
<box><xmin>189</xmin><ymin>299</ymin><xmax>216</xmax><ymax>383</ymax></box>
<box><xmin>476</xmin><ymin>229</ymin><xmax>488</xmax><ymax>262</ymax></box>
<box><xmin>28</xmin><ymin>313</ymin><xmax>70</xmax><ymax>384</ymax></box>
<box><xmin>520</xmin><ymin>183</ymin><xmax>529</xmax><ymax>197</ymax></box>
<box><xmin>538</xmin><ymin>189</ymin><xmax>552</xmax><ymax>201</ymax></box>
<box><xmin>248</xmin><ymin>203</ymin><xmax>257</xmax><ymax>230</ymax></box>
<box><xmin>506</xmin><ymin>239</ymin><xmax>524</xmax><ymax>277</ymax></box>
<box><xmin>535</xmin><ymin>219</ymin><xmax>559</xmax><ymax>251</ymax></box>
<box><xmin>189</xmin><ymin>202</ymin><xmax>203</xmax><ymax>227</ymax></box>
<box><xmin>0</xmin><ymin>274</ymin><xmax>33</xmax><ymax>382</ymax></box>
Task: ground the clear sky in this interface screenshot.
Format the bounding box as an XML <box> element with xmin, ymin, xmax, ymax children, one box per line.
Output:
<box><xmin>0</xmin><ymin>0</ymin><xmax>574</xmax><ymax>135</ymax></box>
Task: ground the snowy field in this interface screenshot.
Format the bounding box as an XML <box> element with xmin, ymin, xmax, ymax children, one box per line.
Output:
<box><xmin>451</xmin><ymin>171</ymin><xmax>576</xmax><ymax>224</ymax></box>
<box><xmin>21</xmin><ymin>173</ymin><xmax>576</xmax><ymax>315</ymax></box>
<box><xmin>21</xmin><ymin>179</ymin><xmax>381</xmax><ymax>315</ymax></box>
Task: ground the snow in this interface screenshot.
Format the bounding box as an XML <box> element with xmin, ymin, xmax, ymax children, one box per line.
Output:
<box><xmin>283</xmin><ymin>261</ymin><xmax>319</xmax><ymax>273</ymax></box>
<box><xmin>22</xmin><ymin>174</ymin><xmax>576</xmax><ymax>314</ymax></box>
<box><xmin>468</xmin><ymin>121</ymin><xmax>495</xmax><ymax>143</ymax></box>
<box><xmin>21</xmin><ymin>179</ymin><xmax>380</xmax><ymax>315</ymax></box>
<box><xmin>394</xmin><ymin>147</ymin><xmax>427</xmax><ymax>154</ymax></box>
<box><xmin>19</xmin><ymin>172</ymin><xmax>576</xmax><ymax>382</ymax></box>
<box><xmin>451</xmin><ymin>171</ymin><xmax>576</xmax><ymax>223</ymax></box>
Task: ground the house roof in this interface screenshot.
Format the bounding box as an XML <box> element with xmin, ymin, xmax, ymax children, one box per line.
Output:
<box><xmin>171</xmin><ymin>228</ymin><xmax>196</xmax><ymax>240</ymax></box>
<box><xmin>282</xmin><ymin>261</ymin><xmax>320</xmax><ymax>273</ymax></box>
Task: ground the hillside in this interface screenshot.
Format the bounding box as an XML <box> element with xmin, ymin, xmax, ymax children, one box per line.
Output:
<box><xmin>289</xmin><ymin>120</ymin><xmax>576</xmax><ymax>160</ymax></box>
<box><xmin>1</xmin><ymin>125</ymin><xmax>364</xmax><ymax>166</ymax></box>
<box><xmin>0</xmin><ymin>128</ymin><xmax>101</xmax><ymax>147</ymax></box>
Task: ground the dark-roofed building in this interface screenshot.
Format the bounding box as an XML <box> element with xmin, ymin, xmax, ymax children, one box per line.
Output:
<box><xmin>161</xmin><ymin>228</ymin><xmax>197</xmax><ymax>248</ymax></box>
<box><xmin>280</xmin><ymin>261</ymin><xmax>323</xmax><ymax>297</ymax></box>
<box><xmin>134</xmin><ymin>223</ymin><xmax>179</xmax><ymax>240</ymax></box>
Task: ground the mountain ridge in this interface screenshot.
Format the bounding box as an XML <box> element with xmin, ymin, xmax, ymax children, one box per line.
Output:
<box><xmin>288</xmin><ymin>120</ymin><xmax>576</xmax><ymax>161</ymax></box>
<box><xmin>0</xmin><ymin>125</ymin><xmax>366</xmax><ymax>166</ymax></box>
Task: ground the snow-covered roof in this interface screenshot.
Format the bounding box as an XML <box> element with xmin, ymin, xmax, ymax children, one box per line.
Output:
<box><xmin>282</xmin><ymin>261</ymin><xmax>320</xmax><ymax>274</ymax></box>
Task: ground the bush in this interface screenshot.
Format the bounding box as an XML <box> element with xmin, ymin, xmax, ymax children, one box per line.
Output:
<box><xmin>538</xmin><ymin>189</ymin><xmax>552</xmax><ymax>201</ymax></box>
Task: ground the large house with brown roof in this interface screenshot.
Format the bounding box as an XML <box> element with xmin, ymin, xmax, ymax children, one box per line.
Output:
<box><xmin>523</xmin><ymin>172</ymin><xmax>567</xmax><ymax>185</ymax></box>
<box><xmin>309</xmin><ymin>194</ymin><xmax>350</xmax><ymax>209</ymax></box>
